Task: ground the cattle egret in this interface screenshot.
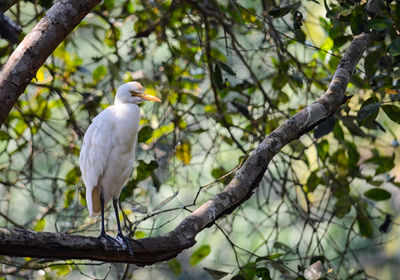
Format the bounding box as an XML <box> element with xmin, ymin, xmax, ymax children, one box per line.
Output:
<box><xmin>79</xmin><ymin>81</ymin><xmax>160</xmax><ymax>253</ymax></box>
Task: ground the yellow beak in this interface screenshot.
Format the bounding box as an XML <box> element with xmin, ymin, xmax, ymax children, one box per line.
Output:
<box><xmin>136</xmin><ymin>92</ymin><xmax>161</xmax><ymax>102</ymax></box>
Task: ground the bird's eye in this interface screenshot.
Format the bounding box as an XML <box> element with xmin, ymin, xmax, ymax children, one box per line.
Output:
<box><xmin>130</xmin><ymin>90</ymin><xmax>138</xmax><ymax>96</ymax></box>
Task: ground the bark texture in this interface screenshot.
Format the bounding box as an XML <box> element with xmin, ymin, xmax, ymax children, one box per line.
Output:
<box><xmin>0</xmin><ymin>0</ymin><xmax>101</xmax><ymax>127</ymax></box>
<box><xmin>0</xmin><ymin>32</ymin><xmax>380</xmax><ymax>265</ymax></box>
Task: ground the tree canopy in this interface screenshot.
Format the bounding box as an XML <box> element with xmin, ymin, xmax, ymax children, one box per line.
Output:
<box><xmin>0</xmin><ymin>0</ymin><xmax>400</xmax><ymax>279</ymax></box>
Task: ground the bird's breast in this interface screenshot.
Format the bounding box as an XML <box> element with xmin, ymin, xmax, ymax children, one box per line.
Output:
<box><xmin>114</xmin><ymin>103</ymin><xmax>140</xmax><ymax>149</ymax></box>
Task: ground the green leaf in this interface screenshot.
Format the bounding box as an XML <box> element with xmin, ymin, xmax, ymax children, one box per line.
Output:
<box><xmin>39</xmin><ymin>0</ymin><xmax>53</xmax><ymax>9</ymax></box>
<box><xmin>356</xmin><ymin>200</ymin><xmax>373</xmax><ymax>238</ymax></box>
<box><xmin>305</xmin><ymin>171</ymin><xmax>322</xmax><ymax>193</ymax></box>
<box><xmin>316</xmin><ymin>140</ymin><xmax>329</xmax><ymax>162</ymax></box>
<box><xmin>64</xmin><ymin>187</ymin><xmax>76</xmax><ymax>208</ymax></box>
<box><xmin>102</xmin><ymin>0</ymin><xmax>114</xmax><ymax>9</ymax></box>
<box><xmin>382</xmin><ymin>105</ymin><xmax>400</xmax><ymax>124</ymax></box>
<box><xmin>256</xmin><ymin>253</ymin><xmax>285</xmax><ymax>261</ymax></box>
<box><xmin>366</xmin><ymin>18</ymin><xmax>393</xmax><ymax>31</ymax></box>
<box><xmin>52</xmin><ymin>264</ymin><xmax>71</xmax><ymax>277</ymax></box>
<box><xmin>344</xmin><ymin>141</ymin><xmax>360</xmax><ymax>171</ymax></box>
<box><xmin>136</xmin><ymin>160</ymin><xmax>158</xmax><ymax>181</ymax></box>
<box><xmin>269</xmin><ymin>6</ymin><xmax>291</xmax><ymax>18</ymax></box>
<box><xmin>365</xmin><ymin>155</ymin><xmax>394</xmax><ymax>174</ymax></box>
<box><xmin>138</xmin><ymin>126</ymin><xmax>153</xmax><ymax>143</ymax></box>
<box><xmin>294</xmin><ymin>29</ymin><xmax>306</xmax><ymax>43</ymax></box>
<box><xmin>34</xmin><ymin>219</ymin><xmax>46</xmax><ymax>231</ymax></box>
<box><xmin>175</xmin><ymin>140</ymin><xmax>191</xmax><ymax>165</ymax></box>
<box><xmin>134</xmin><ymin>230</ymin><xmax>146</xmax><ymax>239</ymax></box>
<box><xmin>218</xmin><ymin>62</ymin><xmax>236</xmax><ymax>76</ymax></box>
<box><xmin>147</xmin><ymin>122</ymin><xmax>174</xmax><ymax>144</ymax></box>
<box><xmin>357</xmin><ymin>99</ymin><xmax>380</xmax><ymax>125</ymax></box>
<box><xmin>389</xmin><ymin>39</ymin><xmax>400</xmax><ymax>57</ymax></box>
<box><xmin>0</xmin><ymin>130</ymin><xmax>10</xmax><ymax>141</ymax></box>
<box><xmin>168</xmin><ymin>258</ymin><xmax>181</xmax><ymax>276</ymax></box>
<box><xmin>190</xmin><ymin>245</ymin><xmax>211</xmax><ymax>266</ymax></box>
<box><xmin>92</xmin><ymin>65</ymin><xmax>107</xmax><ymax>82</ymax></box>
<box><xmin>203</xmin><ymin>267</ymin><xmax>229</xmax><ymax>279</ymax></box>
<box><xmin>255</xmin><ymin>267</ymin><xmax>272</xmax><ymax>280</ymax></box>
<box><xmin>214</xmin><ymin>64</ymin><xmax>224</xmax><ymax>90</ymax></box>
<box><xmin>364</xmin><ymin>188</ymin><xmax>391</xmax><ymax>201</ymax></box>
<box><xmin>333</xmin><ymin>121</ymin><xmax>344</xmax><ymax>141</ymax></box>
<box><xmin>335</xmin><ymin>196</ymin><xmax>352</xmax><ymax>218</ymax></box>
<box><xmin>65</xmin><ymin>167</ymin><xmax>81</xmax><ymax>186</ymax></box>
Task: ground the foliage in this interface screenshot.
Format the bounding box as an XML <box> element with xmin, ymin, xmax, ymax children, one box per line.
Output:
<box><xmin>0</xmin><ymin>0</ymin><xmax>400</xmax><ymax>279</ymax></box>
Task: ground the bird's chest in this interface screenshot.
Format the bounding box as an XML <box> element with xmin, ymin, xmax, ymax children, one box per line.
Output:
<box><xmin>113</xmin><ymin>104</ymin><xmax>140</xmax><ymax>153</ymax></box>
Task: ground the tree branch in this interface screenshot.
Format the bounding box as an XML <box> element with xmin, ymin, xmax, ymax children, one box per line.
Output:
<box><xmin>0</xmin><ymin>32</ymin><xmax>381</xmax><ymax>265</ymax></box>
<box><xmin>0</xmin><ymin>0</ymin><xmax>101</xmax><ymax>127</ymax></box>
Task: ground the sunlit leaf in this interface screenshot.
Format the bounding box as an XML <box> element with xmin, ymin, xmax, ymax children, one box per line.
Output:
<box><xmin>52</xmin><ymin>264</ymin><xmax>72</xmax><ymax>277</ymax></box>
<box><xmin>92</xmin><ymin>65</ymin><xmax>107</xmax><ymax>82</ymax></box>
<box><xmin>147</xmin><ymin>122</ymin><xmax>174</xmax><ymax>144</ymax></box>
<box><xmin>176</xmin><ymin>140</ymin><xmax>191</xmax><ymax>165</ymax></box>
<box><xmin>190</xmin><ymin>245</ymin><xmax>211</xmax><ymax>266</ymax></box>
<box><xmin>134</xmin><ymin>231</ymin><xmax>146</xmax><ymax>239</ymax></box>
<box><xmin>34</xmin><ymin>219</ymin><xmax>46</xmax><ymax>231</ymax></box>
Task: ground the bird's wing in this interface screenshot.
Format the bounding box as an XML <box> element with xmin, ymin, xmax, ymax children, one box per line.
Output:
<box><xmin>79</xmin><ymin>107</ymin><xmax>116</xmax><ymax>216</ymax></box>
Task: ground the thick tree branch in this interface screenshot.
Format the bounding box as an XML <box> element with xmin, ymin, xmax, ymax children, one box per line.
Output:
<box><xmin>0</xmin><ymin>12</ymin><xmax>21</xmax><ymax>43</ymax></box>
<box><xmin>0</xmin><ymin>32</ymin><xmax>380</xmax><ymax>265</ymax></box>
<box><xmin>0</xmin><ymin>0</ymin><xmax>101</xmax><ymax>127</ymax></box>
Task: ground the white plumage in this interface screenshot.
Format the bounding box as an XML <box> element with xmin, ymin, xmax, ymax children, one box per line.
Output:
<box><xmin>80</xmin><ymin>104</ymin><xmax>139</xmax><ymax>216</ymax></box>
<box><xmin>79</xmin><ymin>81</ymin><xmax>160</xmax><ymax>247</ymax></box>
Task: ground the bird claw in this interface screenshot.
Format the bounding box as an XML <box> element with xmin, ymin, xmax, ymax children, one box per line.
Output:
<box><xmin>116</xmin><ymin>233</ymin><xmax>134</xmax><ymax>256</ymax></box>
<box><xmin>98</xmin><ymin>232</ymin><xmax>118</xmax><ymax>245</ymax></box>
<box><xmin>97</xmin><ymin>232</ymin><xmax>134</xmax><ymax>255</ymax></box>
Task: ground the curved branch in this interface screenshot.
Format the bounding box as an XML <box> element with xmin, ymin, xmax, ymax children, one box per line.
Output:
<box><xmin>0</xmin><ymin>0</ymin><xmax>101</xmax><ymax>127</ymax></box>
<box><xmin>0</xmin><ymin>32</ymin><xmax>380</xmax><ymax>265</ymax></box>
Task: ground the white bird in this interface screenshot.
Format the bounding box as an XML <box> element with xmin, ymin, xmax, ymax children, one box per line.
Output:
<box><xmin>79</xmin><ymin>81</ymin><xmax>160</xmax><ymax>253</ymax></box>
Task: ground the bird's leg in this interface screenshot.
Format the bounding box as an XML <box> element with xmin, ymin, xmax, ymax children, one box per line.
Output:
<box><xmin>98</xmin><ymin>194</ymin><xmax>117</xmax><ymax>245</ymax></box>
<box><xmin>113</xmin><ymin>198</ymin><xmax>134</xmax><ymax>255</ymax></box>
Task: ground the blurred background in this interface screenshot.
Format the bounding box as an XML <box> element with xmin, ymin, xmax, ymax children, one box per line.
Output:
<box><xmin>0</xmin><ymin>0</ymin><xmax>400</xmax><ymax>279</ymax></box>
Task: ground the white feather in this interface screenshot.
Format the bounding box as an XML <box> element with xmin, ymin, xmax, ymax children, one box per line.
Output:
<box><xmin>79</xmin><ymin>103</ymin><xmax>140</xmax><ymax>217</ymax></box>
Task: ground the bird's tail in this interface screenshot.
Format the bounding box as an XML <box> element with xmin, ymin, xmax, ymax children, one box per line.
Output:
<box><xmin>86</xmin><ymin>186</ymin><xmax>101</xmax><ymax>217</ymax></box>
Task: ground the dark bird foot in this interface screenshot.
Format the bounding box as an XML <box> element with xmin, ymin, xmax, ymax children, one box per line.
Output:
<box><xmin>98</xmin><ymin>231</ymin><xmax>118</xmax><ymax>245</ymax></box>
<box><xmin>116</xmin><ymin>233</ymin><xmax>134</xmax><ymax>256</ymax></box>
<box><xmin>97</xmin><ymin>232</ymin><xmax>133</xmax><ymax>255</ymax></box>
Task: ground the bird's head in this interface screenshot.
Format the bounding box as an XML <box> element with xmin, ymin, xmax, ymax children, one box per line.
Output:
<box><xmin>115</xmin><ymin>81</ymin><xmax>161</xmax><ymax>104</ymax></box>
